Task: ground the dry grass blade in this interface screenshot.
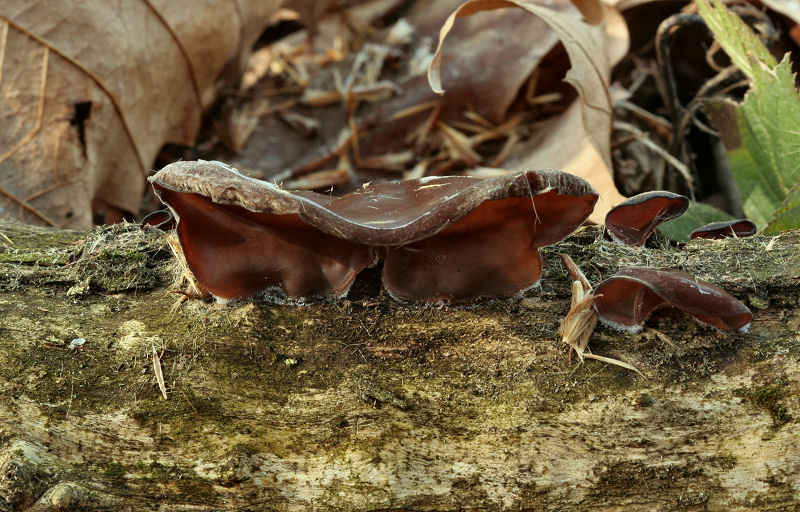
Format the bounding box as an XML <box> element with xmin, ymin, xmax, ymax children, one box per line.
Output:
<box><xmin>581</xmin><ymin>352</ymin><xmax>643</xmax><ymax>375</ymax></box>
<box><xmin>152</xmin><ymin>345</ymin><xmax>168</xmax><ymax>400</ymax></box>
<box><xmin>488</xmin><ymin>131</ymin><xmax>520</xmax><ymax>167</ymax></box>
<box><xmin>169</xmin><ymin>293</ymin><xmax>189</xmax><ymax>314</ymax></box>
<box><xmin>275</xmin><ymin>126</ymin><xmax>354</xmax><ymax>183</ymax></box>
<box><xmin>346</xmin><ymin>89</ymin><xmax>365</xmax><ymax>167</ymax></box>
<box><xmin>438</xmin><ymin>122</ymin><xmax>481</xmax><ymax>167</ymax></box>
<box><xmin>527</xmin><ymin>92</ymin><xmax>563</xmax><ymax>105</ymax></box>
<box><xmin>388</xmin><ymin>100</ymin><xmax>440</xmax><ymax>121</ymax></box>
<box><xmin>299</xmin><ymin>82</ymin><xmax>400</xmax><ymax>107</ymax></box>
<box><xmin>615</xmin><ymin>99</ymin><xmax>673</xmax><ymax>140</ymax></box>
<box><xmin>357</xmin><ymin>151</ymin><xmax>415</xmax><ymax>171</ymax></box>
<box><xmin>285</xmin><ymin>158</ymin><xmax>353</xmax><ymax>189</ymax></box>
<box><xmin>250</xmin><ymin>97</ymin><xmax>299</xmax><ymax>117</ymax></box>
<box><xmin>0</xmin><ymin>231</ymin><xmax>13</xmax><ymax>245</ymax></box>
<box><xmin>403</xmin><ymin>159</ymin><xmax>429</xmax><ymax>180</ymax></box>
<box><xmin>450</xmin><ymin>121</ymin><xmax>494</xmax><ymax>134</ymax></box>
<box><xmin>470</xmin><ymin>114</ymin><xmax>523</xmax><ymax>146</ymax></box>
<box><xmin>278</xmin><ymin>109</ymin><xmax>320</xmax><ymax>136</ymax></box>
<box><xmin>409</xmin><ymin>102</ymin><xmax>443</xmax><ymax>148</ymax></box>
<box><xmin>558</xmin><ymin>281</ymin><xmax>598</xmax><ymax>361</ymax></box>
<box><xmin>299</xmin><ymin>88</ymin><xmax>343</xmax><ymax>107</ymax></box>
<box><xmin>558</xmin><ymin>254</ymin><xmax>643</xmax><ymax>375</ymax></box>
<box><xmin>462</xmin><ymin>109</ymin><xmax>495</xmax><ymax>130</ymax></box>
<box><xmin>166</xmin><ymin>232</ymin><xmax>207</xmax><ymax>299</ymax></box>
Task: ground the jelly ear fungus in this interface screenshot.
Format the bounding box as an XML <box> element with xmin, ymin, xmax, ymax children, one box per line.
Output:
<box><xmin>379</xmin><ymin>171</ymin><xmax>598</xmax><ymax>302</ymax></box>
<box><xmin>149</xmin><ymin>160</ymin><xmax>598</xmax><ymax>303</ymax></box>
<box><xmin>689</xmin><ymin>219</ymin><xmax>757</xmax><ymax>240</ymax></box>
<box><xmin>150</xmin><ymin>161</ymin><xmax>379</xmax><ymax>302</ymax></box>
<box><xmin>604</xmin><ymin>191</ymin><xmax>689</xmax><ymax>246</ymax></box>
<box><xmin>592</xmin><ymin>267</ymin><xmax>753</xmax><ymax>333</ymax></box>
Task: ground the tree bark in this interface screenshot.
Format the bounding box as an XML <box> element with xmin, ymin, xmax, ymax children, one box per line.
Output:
<box><xmin>0</xmin><ymin>220</ymin><xmax>799</xmax><ymax>511</ymax></box>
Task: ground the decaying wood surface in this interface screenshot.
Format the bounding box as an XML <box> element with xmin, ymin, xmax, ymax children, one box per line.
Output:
<box><xmin>0</xmin><ymin>219</ymin><xmax>799</xmax><ymax>511</ymax></box>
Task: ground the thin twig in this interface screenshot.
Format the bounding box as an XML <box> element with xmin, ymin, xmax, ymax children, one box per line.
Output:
<box><xmin>560</xmin><ymin>254</ymin><xmax>591</xmax><ymax>291</ymax></box>
<box><xmin>614</xmin><ymin>121</ymin><xmax>694</xmax><ymax>195</ymax></box>
<box><xmin>615</xmin><ymin>99</ymin><xmax>673</xmax><ymax>140</ymax></box>
<box><xmin>25</xmin><ymin>179</ymin><xmax>78</xmax><ymax>203</ymax></box>
<box><xmin>655</xmin><ymin>13</ymin><xmax>708</xmax><ymax>125</ymax></box>
<box><xmin>673</xmin><ymin>66</ymin><xmax>745</xmax><ymax>145</ymax></box>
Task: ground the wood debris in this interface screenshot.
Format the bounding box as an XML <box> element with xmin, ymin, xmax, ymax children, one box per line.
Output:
<box><xmin>558</xmin><ymin>254</ymin><xmax>642</xmax><ymax>375</ymax></box>
<box><xmin>152</xmin><ymin>345</ymin><xmax>168</xmax><ymax>400</ymax></box>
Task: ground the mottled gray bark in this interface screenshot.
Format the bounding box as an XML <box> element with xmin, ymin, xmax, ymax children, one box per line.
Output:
<box><xmin>0</xmin><ymin>220</ymin><xmax>799</xmax><ymax>511</ymax></box>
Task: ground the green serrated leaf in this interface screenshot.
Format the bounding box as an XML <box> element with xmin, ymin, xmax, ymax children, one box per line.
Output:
<box><xmin>697</xmin><ymin>0</ymin><xmax>800</xmax><ymax>231</ymax></box>
<box><xmin>658</xmin><ymin>201</ymin><xmax>734</xmax><ymax>242</ymax></box>
<box><xmin>729</xmin><ymin>54</ymin><xmax>800</xmax><ymax>229</ymax></box>
<box><xmin>695</xmin><ymin>0</ymin><xmax>777</xmax><ymax>79</ymax></box>
<box><xmin>764</xmin><ymin>180</ymin><xmax>800</xmax><ymax>234</ymax></box>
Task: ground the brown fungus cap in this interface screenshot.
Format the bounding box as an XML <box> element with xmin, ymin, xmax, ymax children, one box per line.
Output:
<box><xmin>689</xmin><ymin>219</ymin><xmax>757</xmax><ymax>240</ymax></box>
<box><xmin>604</xmin><ymin>191</ymin><xmax>689</xmax><ymax>247</ymax></box>
<box><xmin>593</xmin><ymin>267</ymin><xmax>753</xmax><ymax>332</ymax></box>
<box><xmin>149</xmin><ymin>160</ymin><xmax>597</xmax><ymax>303</ymax></box>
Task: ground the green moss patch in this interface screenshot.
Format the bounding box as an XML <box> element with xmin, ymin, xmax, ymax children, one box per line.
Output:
<box><xmin>737</xmin><ymin>378</ymin><xmax>792</xmax><ymax>427</ymax></box>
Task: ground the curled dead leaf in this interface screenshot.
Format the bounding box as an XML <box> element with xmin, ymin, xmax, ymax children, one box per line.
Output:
<box><xmin>427</xmin><ymin>0</ymin><xmax>629</xmax><ymax>222</ymax></box>
<box><xmin>428</xmin><ymin>0</ymin><xmax>627</xmax><ymax>168</ymax></box>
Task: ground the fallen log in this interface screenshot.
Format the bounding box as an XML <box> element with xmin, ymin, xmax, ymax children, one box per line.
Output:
<box><xmin>0</xmin><ymin>220</ymin><xmax>798</xmax><ymax>510</ymax></box>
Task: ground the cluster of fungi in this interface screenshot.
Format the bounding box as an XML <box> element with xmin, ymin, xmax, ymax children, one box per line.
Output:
<box><xmin>147</xmin><ymin>160</ymin><xmax>753</xmax><ymax>335</ymax></box>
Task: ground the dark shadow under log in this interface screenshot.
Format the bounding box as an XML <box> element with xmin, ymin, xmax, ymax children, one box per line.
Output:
<box><xmin>0</xmin><ymin>220</ymin><xmax>799</xmax><ymax>511</ymax></box>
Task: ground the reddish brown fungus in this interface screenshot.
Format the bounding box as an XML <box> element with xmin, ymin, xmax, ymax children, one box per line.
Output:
<box><xmin>152</xmin><ymin>183</ymin><xmax>379</xmax><ymax>302</ymax></box>
<box><xmin>149</xmin><ymin>160</ymin><xmax>597</xmax><ymax>303</ymax></box>
<box><xmin>592</xmin><ymin>267</ymin><xmax>752</xmax><ymax>332</ymax></box>
<box><xmin>604</xmin><ymin>191</ymin><xmax>689</xmax><ymax>246</ymax></box>
<box><xmin>689</xmin><ymin>219</ymin><xmax>757</xmax><ymax>240</ymax></box>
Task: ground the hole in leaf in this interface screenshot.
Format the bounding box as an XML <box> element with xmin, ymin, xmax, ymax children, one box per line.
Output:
<box><xmin>70</xmin><ymin>101</ymin><xmax>92</xmax><ymax>153</ymax></box>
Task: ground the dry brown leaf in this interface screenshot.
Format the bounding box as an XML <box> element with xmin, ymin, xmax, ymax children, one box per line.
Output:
<box><xmin>430</xmin><ymin>0</ymin><xmax>629</xmax><ymax>222</ymax></box>
<box><xmin>760</xmin><ymin>0</ymin><xmax>800</xmax><ymax>23</ymax></box>
<box><xmin>218</xmin><ymin>0</ymin><xmax>412</xmax><ymax>179</ymax></box>
<box><xmin>0</xmin><ymin>0</ymin><xmax>280</xmax><ymax>228</ymax></box>
<box><xmin>602</xmin><ymin>0</ymin><xmax>661</xmax><ymax>10</ymax></box>
<box><xmin>421</xmin><ymin>1</ymin><xmax>568</xmax><ymax>124</ymax></box>
<box><xmin>280</xmin><ymin>0</ymin><xmax>573</xmax><ymax>164</ymax></box>
<box><xmin>503</xmin><ymin>100</ymin><xmax>626</xmax><ymax>223</ymax></box>
<box><xmin>429</xmin><ymin>0</ymin><xmax>623</xmax><ymax>168</ymax></box>
<box><xmin>352</xmin><ymin>1</ymin><xmax>577</xmax><ymax>163</ymax></box>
